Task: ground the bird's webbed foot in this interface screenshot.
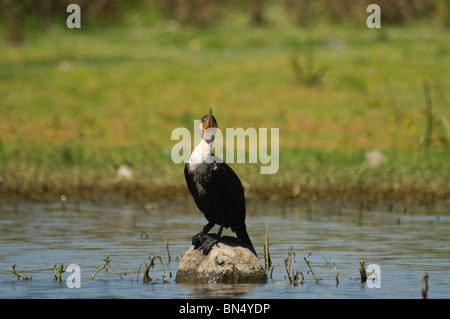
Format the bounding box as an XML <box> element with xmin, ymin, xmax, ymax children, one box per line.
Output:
<box><xmin>192</xmin><ymin>232</ymin><xmax>220</xmax><ymax>255</ymax></box>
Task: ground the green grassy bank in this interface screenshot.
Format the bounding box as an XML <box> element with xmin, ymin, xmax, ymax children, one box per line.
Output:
<box><xmin>0</xmin><ymin>6</ymin><xmax>449</xmax><ymax>202</ymax></box>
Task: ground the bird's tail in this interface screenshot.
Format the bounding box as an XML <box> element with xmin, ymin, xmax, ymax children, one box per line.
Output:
<box><xmin>236</xmin><ymin>228</ymin><xmax>257</xmax><ymax>256</ymax></box>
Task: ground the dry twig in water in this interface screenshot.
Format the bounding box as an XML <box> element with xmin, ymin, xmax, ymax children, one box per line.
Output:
<box><xmin>333</xmin><ymin>263</ymin><xmax>339</xmax><ymax>286</ymax></box>
<box><xmin>164</xmin><ymin>238</ymin><xmax>171</xmax><ymax>262</ymax></box>
<box><xmin>304</xmin><ymin>254</ymin><xmax>320</xmax><ymax>283</ymax></box>
<box><xmin>284</xmin><ymin>247</ymin><xmax>302</xmax><ymax>285</ymax></box>
<box><xmin>264</xmin><ymin>223</ymin><xmax>271</xmax><ymax>273</ymax></box>
<box><xmin>422</xmin><ymin>273</ymin><xmax>429</xmax><ymax>299</ymax></box>
<box><xmin>143</xmin><ymin>254</ymin><xmax>164</xmax><ymax>284</ymax></box>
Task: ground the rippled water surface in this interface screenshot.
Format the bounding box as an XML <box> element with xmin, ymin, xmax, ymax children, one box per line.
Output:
<box><xmin>0</xmin><ymin>199</ymin><xmax>449</xmax><ymax>299</ymax></box>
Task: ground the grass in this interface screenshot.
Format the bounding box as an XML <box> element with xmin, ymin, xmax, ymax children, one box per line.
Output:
<box><xmin>0</xmin><ymin>6</ymin><xmax>449</xmax><ymax>202</ymax></box>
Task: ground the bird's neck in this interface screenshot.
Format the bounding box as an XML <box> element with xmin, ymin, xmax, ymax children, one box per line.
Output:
<box><xmin>189</xmin><ymin>139</ymin><xmax>214</xmax><ymax>165</ymax></box>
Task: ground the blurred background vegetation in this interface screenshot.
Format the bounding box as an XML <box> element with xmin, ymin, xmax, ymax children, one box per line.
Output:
<box><xmin>0</xmin><ymin>0</ymin><xmax>449</xmax><ymax>202</ymax></box>
<box><xmin>1</xmin><ymin>0</ymin><xmax>450</xmax><ymax>42</ymax></box>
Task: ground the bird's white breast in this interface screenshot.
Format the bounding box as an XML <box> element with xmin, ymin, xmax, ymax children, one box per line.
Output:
<box><xmin>188</xmin><ymin>139</ymin><xmax>219</xmax><ymax>195</ymax></box>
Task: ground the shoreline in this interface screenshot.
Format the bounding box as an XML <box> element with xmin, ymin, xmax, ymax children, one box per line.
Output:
<box><xmin>1</xmin><ymin>181</ymin><xmax>448</xmax><ymax>205</ymax></box>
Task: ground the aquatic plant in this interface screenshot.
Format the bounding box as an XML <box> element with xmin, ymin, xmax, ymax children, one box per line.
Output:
<box><xmin>284</xmin><ymin>247</ymin><xmax>303</xmax><ymax>285</ymax></box>
<box><xmin>164</xmin><ymin>238</ymin><xmax>171</xmax><ymax>263</ymax></box>
<box><xmin>9</xmin><ymin>264</ymin><xmax>31</xmax><ymax>281</ymax></box>
<box><xmin>90</xmin><ymin>256</ymin><xmax>123</xmax><ymax>280</ymax></box>
<box><xmin>264</xmin><ymin>223</ymin><xmax>271</xmax><ymax>273</ymax></box>
<box><xmin>53</xmin><ymin>264</ymin><xmax>65</xmax><ymax>282</ymax></box>
<box><xmin>304</xmin><ymin>254</ymin><xmax>320</xmax><ymax>283</ymax></box>
<box><xmin>359</xmin><ymin>260</ymin><xmax>367</xmax><ymax>283</ymax></box>
<box><xmin>333</xmin><ymin>263</ymin><xmax>339</xmax><ymax>286</ymax></box>
<box><xmin>142</xmin><ymin>254</ymin><xmax>165</xmax><ymax>284</ymax></box>
<box><xmin>422</xmin><ymin>273</ymin><xmax>429</xmax><ymax>299</ymax></box>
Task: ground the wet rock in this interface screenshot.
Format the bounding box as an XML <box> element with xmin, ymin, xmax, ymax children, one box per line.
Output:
<box><xmin>175</xmin><ymin>236</ymin><xmax>267</xmax><ymax>284</ymax></box>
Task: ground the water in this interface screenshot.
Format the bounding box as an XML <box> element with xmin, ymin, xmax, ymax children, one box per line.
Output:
<box><xmin>0</xmin><ymin>199</ymin><xmax>449</xmax><ymax>299</ymax></box>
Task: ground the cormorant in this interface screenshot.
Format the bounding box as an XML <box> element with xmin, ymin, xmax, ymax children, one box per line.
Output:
<box><xmin>184</xmin><ymin>107</ymin><xmax>256</xmax><ymax>256</ymax></box>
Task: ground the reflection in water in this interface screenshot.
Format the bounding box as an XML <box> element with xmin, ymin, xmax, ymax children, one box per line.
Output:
<box><xmin>0</xmin><ymin>199</ymin><xmax>449</xmax><ymax>299</ymax></box>
<box><xmin>179</xmin><ymin>283</ymin><xmax>265</xmax><ymax>298</ymax></box>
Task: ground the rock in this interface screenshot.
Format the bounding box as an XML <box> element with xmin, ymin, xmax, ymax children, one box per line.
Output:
<box><xmin>116</xmin><ymin>164</ymin><xmax>133</xmax><ymax>181</ymax></box>
<box><xmin>365</xmin><ymin>150</ymin><xmax>387</xmax><ymax>168</ymax></box>
<box><xmin>175</xmin><ymin>236</ymin><xmax>267</xmax><ymax>284</ymax></box>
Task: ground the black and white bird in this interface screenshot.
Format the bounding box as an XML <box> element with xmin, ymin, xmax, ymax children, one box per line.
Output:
<box><xmin>184</xmin><ymin>107</ymin><xmax>256</xmax><ymax>255</ymax></box>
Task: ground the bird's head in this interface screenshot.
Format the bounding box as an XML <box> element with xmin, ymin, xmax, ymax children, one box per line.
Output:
<box><xmin>199</xmin><ymin>107</ymin><xmax>218</xmax><ymax>142</ymax></box>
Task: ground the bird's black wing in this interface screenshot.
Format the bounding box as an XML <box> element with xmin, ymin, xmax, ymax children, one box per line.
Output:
<box><xmin>209</xmin><ymin>161</ymin><xmax>246</xmax><ymax>231</ymax></box>
<box><xmin>184</xmin><ymin>163</ymin><xmax>207</xmax><ymax>213</ymax></box>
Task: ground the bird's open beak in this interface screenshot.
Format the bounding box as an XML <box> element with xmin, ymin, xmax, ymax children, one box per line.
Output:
<box><xmin>203</xmin><ymin>107</ymin><xmax>213</xmax><ymax>129</ymax></box>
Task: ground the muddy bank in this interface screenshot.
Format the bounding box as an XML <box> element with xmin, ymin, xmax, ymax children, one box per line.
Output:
<box><xmin>0</xmin><ymin>180</ymin><xmax>448</xmax><ymax>204</ymax></box>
